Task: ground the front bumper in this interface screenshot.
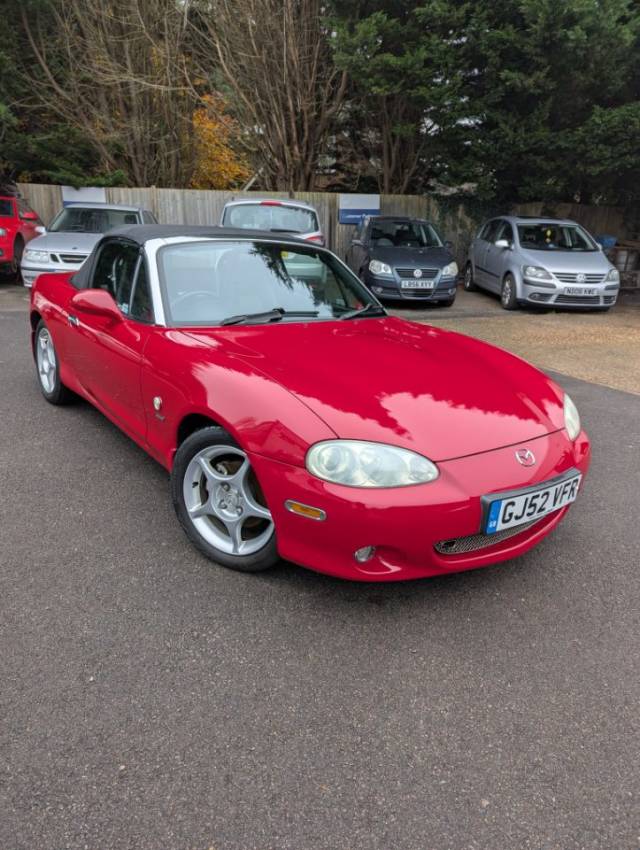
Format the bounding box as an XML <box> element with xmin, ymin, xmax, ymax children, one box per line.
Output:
<box><xmin>522</xmin><ymin>279</ymin><xmax>619</xmax><ymax>309</ymax></box>
<box><xmin>364</xmin><ymin>269</ymin><xmax>458</xmax><ymax>302</ymax></box>
<box><xmin>21</xmin><ymin>263</ymin><xmax>82</xmax><ymax>288</ymax></box>
<box><xmin>251</xmin><ymin>429</ymin><xmax>590</xmax><ymax>581</ymax></box>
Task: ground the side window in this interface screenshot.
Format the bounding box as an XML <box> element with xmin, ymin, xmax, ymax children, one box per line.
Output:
<box><xmin>495</xmin><ymin>220</ymin><xmax>514</xmax><ymax>243</ymax></box>
<box><xmin>130</xmin><ymin>260</ymin><xmax>154</xmax><ymax>323</ymax></box>
<box><xmin>481</xmin><ymin>220</ymin><xmax>500</xmax><ymax>243</ymax></box>
<box><xmin>91</xmin><ymin>241</ymin><xmax>139</xmax><ymax>312</ymax></box>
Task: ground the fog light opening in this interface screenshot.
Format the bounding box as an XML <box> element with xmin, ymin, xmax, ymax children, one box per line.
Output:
<box><xmin>354</xmin><ymin>545</ymin><xmax>376</xmax><ymax>563</ymax></box>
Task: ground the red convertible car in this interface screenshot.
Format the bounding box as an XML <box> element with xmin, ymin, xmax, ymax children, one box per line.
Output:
<box><xmin>29</xmin><ymin>225</ymin><xmax>590</xmax><ymax>581</ymax></box>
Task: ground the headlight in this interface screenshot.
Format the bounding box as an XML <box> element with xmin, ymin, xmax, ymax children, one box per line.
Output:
<box><xmin>523</xmin><ymin>265</ymin><xmax>552</xmax><ymax>280</ymax></box>
<box><xmin>24</xmin><ymin>250</ymin><xmax>50</xmax><ymax>263</ymax></box>
<box><xmin>564</xmin><ymin>393</ymin><xmax>581</xmax><ymax>441</ymax></box>
<box><xmin>441</xmin><ymin>261</ymin><xmax>458</xmax><ymax>277</ymax></box>
<box><xmin>306</xmin><ymin>440</ymin><xmax>439</xmax><ymax>488</ymax></box>
<box><xmin>605</xmin><ymin>268</ymin><xmax>620</xmax><ymax>283</ymax></box>
<box><xmin>369</xmin><ymin>260</ymin><xmax>392</xmax><ymax>276</ymax></box>
<box><xmin>0</xmin><ymin>227</ymin><xmax>6</xmax><ymax>237</ymax></box>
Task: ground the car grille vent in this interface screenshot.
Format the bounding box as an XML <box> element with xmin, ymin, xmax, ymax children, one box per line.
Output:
<box><xmin>603</xmin><ymin>296</ymin><xmax>616</xmax><ymax>304</ymax></box>
<box><xmin>59</xmin><ymin>253</ymin><xmax>89</xmax><ymax>264</ymax></box>
<box><xmin>435</xmin><ymin>518</ymin><xmax>541</xmax><ymax>556</ymax></box>
<box><xmin>554</xmin><ymin>294</ymin><xmax>600</xmax><ymax>305</ymax></box>
<box><xmin>554</xmin><ymin>272</ymin><xmax>605</xmax><ymax>284</ymax></box>
<box><xmin>396</xmin><ymin>268</ymin><xmax>439</xmax><ymax>279</ymax></box>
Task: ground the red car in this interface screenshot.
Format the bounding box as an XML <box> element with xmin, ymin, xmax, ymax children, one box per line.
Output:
<box><xmin>29</xmin><ymin>225</ymin><xmax>590</xmax><ymax>581</ymax></box>
<box><xmin>0</xmin><ymin>195</ymin><xmax>43</xmax><ymax>277</ymax></box>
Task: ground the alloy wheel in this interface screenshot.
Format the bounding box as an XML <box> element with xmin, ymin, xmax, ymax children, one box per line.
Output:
<box><xmin>36</xmin><ymin>327</ymin><xmax>57</xmax><ymax>394</ymax></box>
<box><xmin>182</xmin><ymin>445</ymin><xmax>273</xmax><ymax>556</ymax></box>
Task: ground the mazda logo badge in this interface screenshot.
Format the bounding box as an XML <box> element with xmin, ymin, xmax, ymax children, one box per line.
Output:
<box><xmin>515</xmin><ymin>448</ymin><xmax>536</xmax><ymax>467</ymax></box>
<box><xmin>413</xmin><ymin>268</ymin><xmax>423</xmax><ymax>279</ymax></box>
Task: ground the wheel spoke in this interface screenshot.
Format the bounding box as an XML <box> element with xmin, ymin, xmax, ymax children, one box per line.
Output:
<box><xmin>224</xmin><ymin>516</ymin><xmax>245</xmax><ymax>554</ymax></box>
<box><xmin>197</xmin><ymin>455</ymin><xmax>226</xmax><ymax>484</ymax></box>
<box><xmin>188</xmin><ymin>501</ymin><xmax>211</xmax><ymax>519</ymax></box>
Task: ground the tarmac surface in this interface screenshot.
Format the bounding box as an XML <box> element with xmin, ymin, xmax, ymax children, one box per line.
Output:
<box><xmin>1</xmin><ymin>288</ymin><xmax>639</xmax><ymax>850</ymax></box>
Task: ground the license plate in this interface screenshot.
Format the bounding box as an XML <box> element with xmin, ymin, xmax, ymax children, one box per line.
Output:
<box><xmin>483</xmin><ymin>470</ymin><xmax>582</xmax><ymax>534</ymax></box>
<box><xmin>401</xmin><ymin>280</ymin><xmax>434</xmax><ymax>289</ymax></box>
<box><xmin>564</xmin><ymin>287</ymin><xmax>596</xmax><ymax>296</ymax></box>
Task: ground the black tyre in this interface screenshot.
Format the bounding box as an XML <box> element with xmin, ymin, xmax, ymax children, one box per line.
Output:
<box><xmin>171</xmin><ymin>426</ymin><xmax>279</xmax><ymax>573</ymax></box>
<box><xmin>463</xmin><ymin>262</ymin><xmax>477</xmax><ymax>291</ymax></box>
<box><xmin>500</xmin><ymin>274</ymin><xmax>518</xmax><ymax>310</ymax></box>
<box><xmin>34</xmin><ymin>320</ymin><xmax>75</xmax><ymax>404</ymax></box>
<box><xmin>12</xmin><ymin>237</ymin><xmax>24</xmax><ymax>282</ymax></box>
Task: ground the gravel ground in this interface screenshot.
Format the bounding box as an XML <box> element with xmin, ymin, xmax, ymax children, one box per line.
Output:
<box><xmin>389</xmin><ymin>287</ymin><xmax>640</xmax><ymax>396</ymax></box>
<box><xmin>1</xmin><ymin>301</ymin><xmax>639</xmax><ymax>850</ymax></box>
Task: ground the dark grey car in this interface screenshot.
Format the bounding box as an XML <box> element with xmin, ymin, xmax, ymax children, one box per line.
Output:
<box><xmin>346</xmin><ymin>216</ymin><xmax>458</xmax><ymax>305</ymax></box>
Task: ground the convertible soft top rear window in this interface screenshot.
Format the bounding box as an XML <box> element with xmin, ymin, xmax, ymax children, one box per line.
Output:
<box><xmin>157</xmin><ymin>240</ymin><xmax>378</xmax><ymax>326</ymax></box>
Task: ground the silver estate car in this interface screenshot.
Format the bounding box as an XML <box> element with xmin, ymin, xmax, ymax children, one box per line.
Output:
<box><xmin>21</xmin><ymin>202</ymin><xmax>157</xmax><ymax>287</ymax></box>
<box><xmin>465</xmin><ymin>216</ymin><xmax>620</xmax><ymax>311</ymax></box>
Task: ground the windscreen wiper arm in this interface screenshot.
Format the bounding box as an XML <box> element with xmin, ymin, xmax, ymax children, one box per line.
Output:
<box><xmin>339</xmin><ymin>303</ymin><xmax>387</xmax><ymax>320</ymax></box>
<box><xmin>220</xmin><ymin>307</ymin><xmax>319</xmax><ymax>326</ymax></box>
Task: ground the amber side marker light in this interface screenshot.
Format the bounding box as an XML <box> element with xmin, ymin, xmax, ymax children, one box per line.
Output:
<box><xmin>284</xmin><ymin>500</ymin><xmax>326</xmax><ymax>521</ymax></box>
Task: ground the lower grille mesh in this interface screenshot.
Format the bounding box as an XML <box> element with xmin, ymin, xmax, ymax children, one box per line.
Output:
<box><xmin>435</xmin><ymin>518</ymin><xmax>541</xmax><ymax>555</ymax></box>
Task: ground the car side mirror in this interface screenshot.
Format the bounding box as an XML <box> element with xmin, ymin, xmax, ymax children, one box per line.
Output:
<box><xmin>70</xmin><ymin>289</ymin><xmax>123</xmax><ymax>322</ymax></box>
<box><xmin>20</xmin><ymin>211</ymin><xmax>39</xmax><ymax>221</ymax></box>
<box><xmin>444</xmin><ymin>240</ymin><xmax>453</xmax><ymax>251</ymax></box>
<box><xmin>495</xmin><ymin>238</ymin><xmax>511</xmax><ymax>250</ymax></box>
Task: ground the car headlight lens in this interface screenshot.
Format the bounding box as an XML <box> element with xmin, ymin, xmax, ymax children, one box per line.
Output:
<box><xmin>523</xmin><ymin>265</ymin><xmax>552</xmax><ymax>280</ymax></box>
<box><xmin>24</xmin><ymin>250</ymin><xmax>50</xmax><ymax>263</ymax></box>
<box><xmin>369</xmin><ymin>260</ymin><xmax>393</xmax><ymax>276</ymax></box>
<box><xmin>0</xmin><ymin>227</ymin><xmax>7</xmax><ymax>237</ymax></box>
<box><xmin>306</xmin><ymin>440</ymin><xmax>439</xmax><ymax>488</ymax></box>
<box><xmin>441</xmin><ymin>261</ymin><xmax>458</xmax><ymax>277</ymax></box>
<box><xmin>605</xmin><ymin>268</ymin><xmax>620</xmax><ymax>283</ymax></box>
<box><xmin>564</xmin><ymin>393</ymin><xmax>581</xmax><ymax>441</ymax></box>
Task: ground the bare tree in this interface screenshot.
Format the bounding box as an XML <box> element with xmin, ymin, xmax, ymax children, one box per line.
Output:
<box><xmin>192</xmin><ymin>0</ymin><xmax>348</xmax><ymax>191</ymax></box>
<box><xmin>21</xmin><ymin>0</ymin><xmax>200</xmax><ymax>186</ymax></box>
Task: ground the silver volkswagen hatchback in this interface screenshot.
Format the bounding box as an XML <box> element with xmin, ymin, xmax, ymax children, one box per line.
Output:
<box><xmin>465</xmin><ymin>216</ymin><xmax>620</xmax><ymax>310</ymax></box>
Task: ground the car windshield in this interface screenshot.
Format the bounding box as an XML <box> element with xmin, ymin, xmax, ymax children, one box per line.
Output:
<box><xmin>370</xmin><ymin>220</ymin><xmax>442</xmax><ymax>249</ymax></box>
<box><xmin>222</xmin><ymin>203</ymin><xmax>319</xmax><ymax>234</ymax></box>
<box><xmin>517</xmin><ymin>223</ymin><xmax>598</xmax><ymax>252</ymax></box>
<box><xmin>48</xmin><ymin>207</ymin><xmax>140</xmax><ymax>233</ymax></box>
<box><xmin>158</xmin><ymin>240</ymin><xmax>380</xmax><ymax>326</ymax></box>
<box><xmin>0</xmin><ymin>199</ymin><xmax>14</xmax><ymax>217</ymax></box>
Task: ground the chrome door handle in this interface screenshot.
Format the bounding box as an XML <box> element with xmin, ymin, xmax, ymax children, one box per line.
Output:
<box><xmin>68</xmin><ymin>315</ymin><xmax>79</xmax><ymax>327</ymax></box>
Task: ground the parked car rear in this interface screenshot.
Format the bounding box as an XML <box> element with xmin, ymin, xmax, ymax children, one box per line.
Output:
<box><xmin>21</xmin><ymin>202</ymin><xmax>157</xmax><ymax>287</ymax></box>
<box><xmin>220</xmin><ymin>199</ymin><xmax>324</xmax><ymax>245</ymax></box>
<box><xmin>465</xmin><ymin>216</ymin><xmax>620</xmax><ymax>311</ymax></box>
<box><xmin>0</xmin><ymin>195</ymin><xmax>43</xmax><ymax>280</ymax></box>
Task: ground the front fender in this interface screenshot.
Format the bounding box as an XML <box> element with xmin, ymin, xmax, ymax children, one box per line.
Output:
<box><xmin>141</xmin><ymin>329</ymin><xmax>337</xmax><ymax>470</ymax></box>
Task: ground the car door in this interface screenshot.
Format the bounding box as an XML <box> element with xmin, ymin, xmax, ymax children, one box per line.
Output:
<box><xmin>16</xmin><ymin>199</ymin><xmax>43</xmax><ymax>245</ymax></box>
<box><xmin>477</xmin><ymin>219</ymin><xmax>502</xmax><ymax>292</ymax></box>
<box><xmin>487</xmin><ymin>220</ymin><xmax>515</xmax><ymax>289</ymax></box>
<box><xmin>65</xmin><ymin>239</ymin><xmax>153</xmax><ymax>443</ymax></box>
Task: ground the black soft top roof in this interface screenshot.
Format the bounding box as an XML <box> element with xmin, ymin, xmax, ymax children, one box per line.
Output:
<box><xmin>104</xmin><ymin>224</ymin><xmax>310</xmax><ymax>245</ymax></box>
<box><xmin>71</xmin><ymin>224</ymin><xmax>313</xmax><ymax>289</ymax></box>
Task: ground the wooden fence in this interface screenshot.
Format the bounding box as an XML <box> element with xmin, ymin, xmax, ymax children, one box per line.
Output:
<box><xmin>17</xmin><ymin>183</ymin><xmax>638</xmax><ymax>268</ymax></box>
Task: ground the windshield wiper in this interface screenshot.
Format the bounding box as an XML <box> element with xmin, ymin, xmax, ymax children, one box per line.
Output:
<box><xmin>269</xmin><ymin>227</ymin><xmax>302</xmax><ymax>233</ymax></box>
<box><xmin>220</xmin><ymin>307</ymin><xmax>319</xmax><ymax>326</ymax></box>
<box><xmin>339</xmin><ymin>303</ymin><xmax>387</xmax><ymax>320</ymax></box>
